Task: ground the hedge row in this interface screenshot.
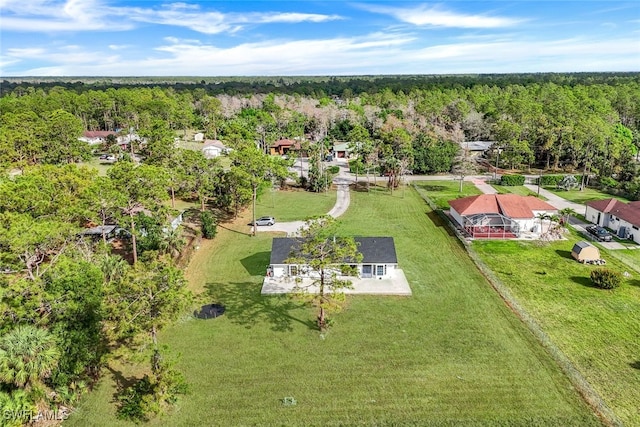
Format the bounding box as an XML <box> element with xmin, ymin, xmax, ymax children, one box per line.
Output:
<box><xmin>500</xmin><ymin>174</ymin><xmax>525</xmax><ymax>186</ymax></box>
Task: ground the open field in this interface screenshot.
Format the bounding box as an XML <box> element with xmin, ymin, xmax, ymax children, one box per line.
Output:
<box><xmin>472</xmin><ymin>231</ymin><xmax>640</xmax><ymax>426</ymax></box>
<box><xmin>413</xmin><ymin>180</ymin><xmax>482</xmax><ymax>209</ymax></box>
<box><xmin>545</xmin><ymin>187</ymin><xmax>632</xmax><ymax>204</ymax></box>
<box><xmin>254</xmin><ymin>187</ymin><xmax>337</xmax><ymax>222</ymax></box>
<box><xmin>78</xmin><ymin>156</ymin><xmax>113</xmax><ymax>176</ymax></box>
<box><xmin>67</xmin><ymin>187</ymin><xmax>599</xmax><ymax>426</ymax></box>
<box><xmin>492</xmin><ymin>184</ymin><xmax>548</xmax><ymax>199</ymax></box>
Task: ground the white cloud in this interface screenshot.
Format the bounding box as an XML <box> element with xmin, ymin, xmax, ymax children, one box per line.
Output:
<box><xmin>3</xmin><ymin>33</ymin><xmax>638</xmax><ymax>76</ymax></box>
<box><xmin>360</xmin><ymin>3</ymin><xmax>522</xmax><ymax>28</ymax></box>
<box><xmin>0</xmin><ymin>0</ymin><xmax>343</xmax><ymax>34</ymax></box>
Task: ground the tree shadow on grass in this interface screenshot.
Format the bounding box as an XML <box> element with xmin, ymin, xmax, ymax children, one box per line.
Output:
<box><xmin>217</xmin><ymin>223</ymin><xmax>251</xmax><ymax>237</ymax></box>
<box><xmin>417</xmin><ymin>184</ymin><xmax>447</xmax><ymax>192</ymax></box>
<box><xmin>630</xmin><ymin>361</ymin><xmax>640</xmax><ymax>370</ymax></box>
<box><xmin>106</xmin><ymin>365</ymin><xmax>142</xmax><ymax>405</ymax></box>
<box><xmin>569</xmin><ymin>275</ymin><xmax>598</xmax><ymax>289</ymax></box>
<box><xmin>627</xmin><ymin>278</ymin><xmax>640</xmax><ymax>288</ymax></box>
<box><xmin>240</xmin><ymin>252</ymin><xmax>270</xmax><ymax>276</ymax></box>
<box><xmin>555</xmin><ymin>249</ymin><xmax>573</xmax><ymax>259</ymax></box>
<box><xmin>204</xmin><ymin>282</ymin><xmax>315</xmax><ymax>332</ymax></box>
<box><xmin>426</xmin><ymin>210</ymin><xmax>456</xmax><ymax>237</ymax></box>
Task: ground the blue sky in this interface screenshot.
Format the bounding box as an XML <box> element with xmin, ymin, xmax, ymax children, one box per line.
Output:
<box><xmin>0</xmin><ymin>1</ymin><xmax>638</xmax><ymax>76</ymax></box>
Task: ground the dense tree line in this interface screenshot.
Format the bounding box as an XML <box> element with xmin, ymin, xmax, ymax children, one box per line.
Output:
<box><xmin>2</xmin><ymin>77</ymin><xmax>638</xmax><ymax>196</ymax></box>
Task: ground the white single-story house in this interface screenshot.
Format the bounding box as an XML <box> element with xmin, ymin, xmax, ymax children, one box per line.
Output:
<box><xmin>202</xmin><ymin>140</ymin><xmax>229</xmax><ymax>158</ymax></box>
<box><xmin>585</xmin><ymin>199</ymin><xmax>640</xmax><ymax>243</ymax></box>
<box><xmin>79</xmin><ymin>130</ymin><xmax>143</xmax><ymax>149</ymax></box>
<box><xmin>193</xmin><ymin>132</ymin><xmax>205</xmax><ymax>142</ymax></box>
<box><xmin>79</xmin><ymin>131</ymin><xmax>117</xmax><ymax>145</ymax></box>
<box><xmin>448</xmin><ymin>194</ymin><xmax>558</xmax><ymax>239</ymax></box>
<box><xmin>268</xmin><ymin>237</ymin><xmax>398</xmax><ymax>280</ymax></box>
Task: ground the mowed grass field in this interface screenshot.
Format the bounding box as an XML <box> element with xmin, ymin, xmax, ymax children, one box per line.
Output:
<box><xmin>545</xmin><ymin>187</ymin><xmax>632</xmax><ymax>204</ymax></box>
<box><xmin>67</xmin><ymin>186</ymin><xmax>599</xmax><ymax>426</ymax></box>
<box><xmin>473</xmin><ymin>235</ymin><xmax>640</xmax><ymax>426</ymax></box>
<box><xmin>413</xmin><ymin>180</ymin><xmax>482</xmax><ymax>209</ymax></box>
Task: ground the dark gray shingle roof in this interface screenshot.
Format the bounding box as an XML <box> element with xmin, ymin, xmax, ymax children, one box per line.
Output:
<box><xmin>270</xmin><ymin>237</ymin><xmax>397</xmax><ymax>265</ymax></box>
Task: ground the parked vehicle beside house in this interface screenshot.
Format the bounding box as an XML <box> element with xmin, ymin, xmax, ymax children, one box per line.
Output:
<box><xmin>585</xmin><ymin>225</ymin><xmax>613</xmax><ymax>242</ymax></box>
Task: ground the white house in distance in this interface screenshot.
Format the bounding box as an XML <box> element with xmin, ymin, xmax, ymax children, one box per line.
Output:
<box><xmin>79</xmin><ymin>130</ymin><xmax>117</xmax><ymax>145</ymax></box>
<box><xmin>448</xmin><ymin>194</ymin><xmax>558</xmax><ymax>239</ymax></box>
<box><xmin>79</xmin><ymin>130</ymin><xmax>143</xmax><ymax>149</ymax></box>
<box><xmin>585</xmin><ymin>199</ymin><xmax>640</xmax><ymax>243</ymax></box>
<box><xmin>193</xmin><ymin>132</ymin><xmax>205</xmax><ymax>142</ymax></box>
<box><xmin>201</xmin><ymin>140</ymin><xmax>229</xmax><ymax>159</ymax></box>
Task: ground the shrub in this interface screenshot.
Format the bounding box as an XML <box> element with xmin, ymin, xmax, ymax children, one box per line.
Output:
<box><xmin>557</xmin><ymin>175</ymin><xmax>578</xmax><ymax>191</ymax></box>
<box><xmin>200</xmin><ymin>211</ymin><xmax>217</xmax><ymax>239</ymax></box>
<box><xmin>590</xmin><ymin>268</ymin><xmax>622</xmax><ymax>289</ymax></box>
<box><xmin>349</xmin><ymin>159</ymin><xmax>364</xmax><ymax>174</ymax></box>
<box><xmin>327</xmin><ymin>165</ymin><xmax>340</xmax><ymax>174</ymax></box>
<box><xmin>598</xmin><ymin>176</ymin><xmax>619</xmax><ymax>190</ymax></box>
<box><xmin>538</xmin><ymin>175</ymin><xmax>564</xmax><ymax>187</ymax></box>
<box><xmin>500</xmin><ymin>174</ymin><xmax>525</xmax><ymax>186</ymax></box>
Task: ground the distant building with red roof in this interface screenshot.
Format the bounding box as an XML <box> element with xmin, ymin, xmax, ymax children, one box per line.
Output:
<box><xmin>448</xmin><ymin>194</ymin><xmax>557</xmax><ymax>239</ymax></box>
<box><xmin>270</xmin><ymin>139</ymin><xmax>302</xmax><ymax>156</ymax></box>
<box><xmin>585</xmin><ymin>199</ymin><xmax>640</xmax><ymax>243</ymax></box>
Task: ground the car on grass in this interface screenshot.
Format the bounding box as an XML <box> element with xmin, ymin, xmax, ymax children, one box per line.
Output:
<box><xmin>251</xmin><ymin>216</ymin><xmax>276</xmax><ymax>226</ymax></box>
<box><xmin>586</xmin><ymin>225</ymin><xmax>613</xmax><ymax>242</ymax></box>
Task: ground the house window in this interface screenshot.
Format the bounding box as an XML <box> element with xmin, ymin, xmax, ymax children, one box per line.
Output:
<box><xmin>376</xmin><ymin>265</ymin><xmax>386</xmax><ymax>276</ymax></box>
<box><xmin>289</xmin><ymin>265</ymin><xmax>298</xmax><ymax>276</ymax></box>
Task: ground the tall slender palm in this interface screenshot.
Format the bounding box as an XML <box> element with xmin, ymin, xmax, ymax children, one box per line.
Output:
<box><xmin>0</xmin><ymin>325</ymin><xmax>60</xmax><ymax>390</ymax></box>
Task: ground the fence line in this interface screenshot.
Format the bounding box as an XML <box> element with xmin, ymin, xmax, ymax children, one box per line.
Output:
<box><xmin>412</xmin><ymin>184</ymin><xmax>622</xmax><ymax>427</ymax></box>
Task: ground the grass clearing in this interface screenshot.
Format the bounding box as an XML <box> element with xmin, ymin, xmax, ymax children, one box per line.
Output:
<box><xmin>67</xmin><ymin>187</ymin><xmax>599</xmax><ymax>426</ymax></box>
<box><xmin>492</xmin><ymin>184</ymin><xmax>548</xmax><ymax>199</ymax></box>
<box><xmin>254</xmin><ymin>187</ymin><xmax>336</xmax><ymax>222</ymax></box>
<box><xmin>472</xmin><ymin>233</ymin><xmax>640</xmax><ymax>426</ymax></box>
<box><xmin>79</xmin><ymin>156</ymin><xmax>113</xmax><ymax>176</ymax></box>
<box><xmin>413</xmin><ymin>180</ymin><xmax>482</xmax><ymax>209</ymax></box>
<box><xmin>546</xmin><ymin>187</ymin><xmax>632</xmax><ymax>204</ymax></box>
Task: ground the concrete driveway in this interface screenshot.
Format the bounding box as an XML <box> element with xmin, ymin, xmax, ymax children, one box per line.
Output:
<box><xmin>254</xmin><ymin>167</ymin><xmax>352</xmax><ymax>235</ymax></box>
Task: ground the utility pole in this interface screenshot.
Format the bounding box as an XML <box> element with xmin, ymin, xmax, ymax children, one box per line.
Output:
<box><xmin>494</xmin><ymin>147</ymin><xmax>501</xmax><ymax>181</ymax></box>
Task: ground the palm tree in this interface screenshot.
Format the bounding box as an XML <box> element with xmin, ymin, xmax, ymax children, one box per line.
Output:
<box><xmin>0</xmin><ymin>325</ymin><xmax>60</xmax><ymax>391</ymax></box>
<box><xmin>559</xmin><ymin>207</ymin><xmax>577</xmax><ymax>225</ymax></box>
<box><xmin>535</xmin><ymin>213</ymin><xmax>551</xmax><ymax>234</ymax></box>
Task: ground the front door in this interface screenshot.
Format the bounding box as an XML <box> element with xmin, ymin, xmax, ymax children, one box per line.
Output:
<box><xmin>362</xmin><ymin>265</ymin><xmax>372</xmax><ymax>278</ymax></box>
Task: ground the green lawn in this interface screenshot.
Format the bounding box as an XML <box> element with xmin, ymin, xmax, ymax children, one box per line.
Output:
<box><xmin>546</xmin><ymin>187</ymin><xmax>632</xmax><ymax>204</ymax></box>
<box><xmin>492</xmin><ymin>184</ymin><xmax>548</xmax><ymax>200</ymax></box>
<box><xmin>472</xmin><ymin>234</ymin><xmax>640</xmax><ymax>426</ymax></box>
<box><xmin>254</xmin><ymin>187</ymin><xmax>337</xmax><ymax>222</ymax></box>
<box><xmin>67</xmin><ymin>187</ymin><xmax>599</xmax><ymax>426</ymax></box>
<box><xmin>413</xmin><ymin>180</ymin><xmax>482</xmax><ymax>209</ymax></box>
<box><xmin>79</xmin><ymin>156</ymin><xmax>114</xmax><ymax>176</ymax></box>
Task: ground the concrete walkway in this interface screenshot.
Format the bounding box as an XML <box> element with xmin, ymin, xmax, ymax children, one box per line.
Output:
<box><xmin>254</xmin><ymin>168</ymin><xmax>352</xmax><ymax>235</ymax></box>
<box><xmin>523</xmin><ymin>184</ymin><xmax>586</xmax><ymax>214</ymax></box>
<box><xmin>472</xmin><ymin>178</ymin><xmax>498</xmax><ymax>194</ymax></box>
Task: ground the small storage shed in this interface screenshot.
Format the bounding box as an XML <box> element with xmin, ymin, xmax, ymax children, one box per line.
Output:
<box><xmin>571</xmin><ymin>241</ymin><xmax>600</xmax><ymax>263</ymax></box>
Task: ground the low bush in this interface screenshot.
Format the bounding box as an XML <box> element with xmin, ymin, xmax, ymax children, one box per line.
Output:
<box><xmin>327</xmin><ymin>165</ymin><xmax>340</xmax><ymax>174</ymax></box>
<box><xmin>538</xmin><ymin>175</ymin><xmax>564</xmax><ymax>187</ymax></box>
<box><xmin>590</xmin><ymin>268</ymin><xmax>622</xmax><ymax>289</ymax></box>
<box><xmin>500</xmin><ymin>174</ymin><xmax>525</xmax><ymax>186</ymax></box>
